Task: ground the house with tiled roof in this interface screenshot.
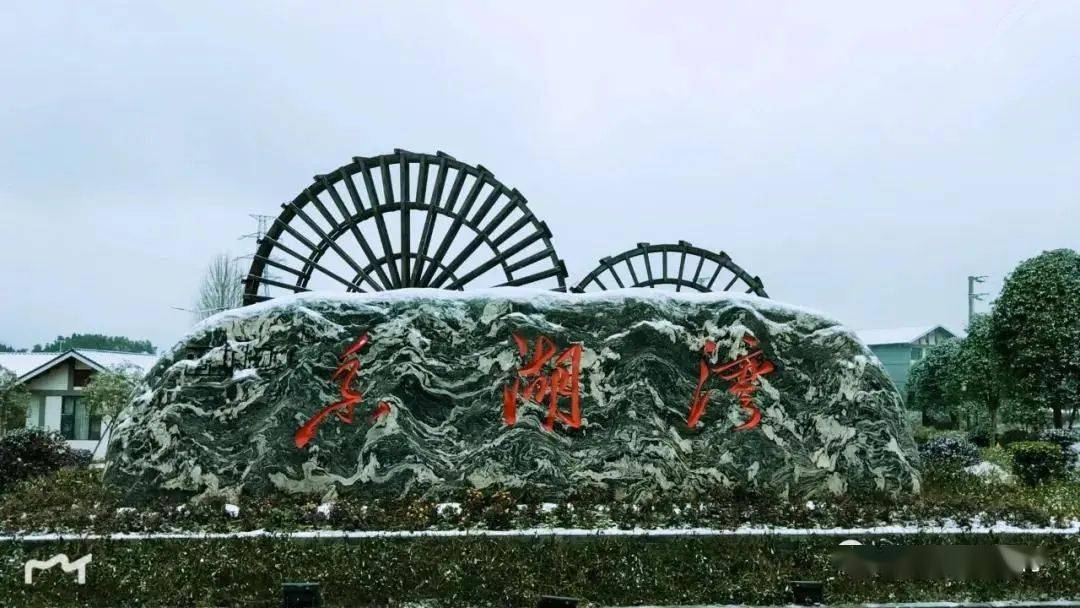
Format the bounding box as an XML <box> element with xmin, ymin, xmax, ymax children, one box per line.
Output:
<box><xmin>0</xmin><ymin>349</ymin><xmax>157</xmax><ymax>459</ymax></box>
<box><xmin>855</xmin><ymin>325</ymin><xmax>959</xmax><ymax>396</ymax></box>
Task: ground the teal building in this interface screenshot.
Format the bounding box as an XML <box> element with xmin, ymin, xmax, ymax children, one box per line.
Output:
<box><xmin>856</xmin><ymin>326</ymin><xmax>958</xmax><ymax>396</ymax></box>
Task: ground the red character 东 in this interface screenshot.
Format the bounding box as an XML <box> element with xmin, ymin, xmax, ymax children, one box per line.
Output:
<box><xmin>502</xmin><ymin>334</ymin><xmax>583</xmax><ymax>431</ymax></box>
<box><xmin>294</xmin><ymin>334</ymin><xmax>390</xmax><ymax>449</ymax></box>
<box><xmin>687</xmin><ymin>334</ymin><xmax>774</xmax><ymax>431</ymax></box>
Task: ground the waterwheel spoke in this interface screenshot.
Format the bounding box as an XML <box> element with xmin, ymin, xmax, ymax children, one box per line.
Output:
<box><xmin>446</xmin><ymin>224</ymin><xmax>549</xmax><ymax>288</ymax></box>
<box><xmin>639</xmin><ymin>242</ymin><xmax>655</xmax><ymax>285</ymax></box>
<box><xmin>676</xmin><ymin>241</ymin><xmax>689</xmax><ymax>292</ymax></box>
<box><xmin>427</xmin><ymin>189</ymin><xmax>512</xmax><ymax>288</ymax></box>
<box><xmin>391</xmin><ymin>154</ymin><xmax>411</xmax><ymax>285</ymax></box>
<box><xmin>354</xmin><ymin>156</ymin><xmax>402</xmax><ymax>288</ymax></box>
<box><xmin>572</xmin><ymin>241</ymin><xmax>767</xmax><ymax>297</ymax></box>
<box><xmin>412</xmin><ymin>156</ymin><xmax>450</xmax><ymax>286</ymax></box>
<box><xmin>421</xmin><ymin>169</ymin><xmax>487</xmax><ymax>286</ymax></box>
<box><xmin>282</xmin><ymin>202</ymin><xmax>375</xmax><ymax>290</ymax></box>
<box><xmin>243</xmin><ymin>150</ymin><xmax>569</xmax><ymax>304</ymax></box>
<box><xmin>261</xmin><ymin>235</ymin><xmax>364</xmax><ymax>292</ymax></box>
<box><xmin>317</xmin><ymin>175</ymin><xmax>384</xmax><ymax>291</ymax></box>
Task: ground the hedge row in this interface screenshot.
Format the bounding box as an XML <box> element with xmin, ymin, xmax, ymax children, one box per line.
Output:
<box><xmin>5</xmin><ymin>469</ymin><xmax>1080</xmax><ymax>536</ymax></box>
<box><xmin>3</xmin><ymin>534</ymin><xmax>1078</xmax><ymax>607</ymax></box>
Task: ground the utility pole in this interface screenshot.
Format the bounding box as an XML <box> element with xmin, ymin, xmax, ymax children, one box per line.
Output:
<box><xmin>967</xmin><ymin>275</ymin><xmax>988</xmax><ymax>325</ymax></box>
<box><xmin>240</xmin><ymin>214</ymin><xmax>277</xmax><ymax>297</ymax></box>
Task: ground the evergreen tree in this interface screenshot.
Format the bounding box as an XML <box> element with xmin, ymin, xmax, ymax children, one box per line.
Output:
<box><xmin>950</xmin><ymin>314</ymin><xmax>1009</xmax><ymax>443</ymax></box>
<box><xmin>907</xmin><ymin>339</ymin><xmax>962</xmax><ymax>427</ymax></box>
<box><xmin>32</xmin><ymin>333</ymin><xmax>155</xmax><ymax>354</ymax></box>
<box><xmin>991</xmin><ymin>249</ymin><xmax>1080</xmax><ymax>429</ymax></box>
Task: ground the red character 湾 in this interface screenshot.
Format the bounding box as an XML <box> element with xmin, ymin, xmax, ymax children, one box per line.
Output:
<box><xmin>294</xmin><ymin>334</ymin><xmax>390</xmax><ymax>449</ymax></box>
<box><xmin>687</xmin><ymin>334</ymin><xmax>774</xmax><ymax>431</ymax></box>
<box><xmin>502</xmin><ymin>334</ymin><xmax>583</xmax><ymax>431</ymax></box>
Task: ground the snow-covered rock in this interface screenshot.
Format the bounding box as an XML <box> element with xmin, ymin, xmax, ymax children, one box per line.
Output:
<box><xmin>965</xmin><ymin>461</ymin><xmax>1013</xmax><ymax>484</ymax></box>
<box><xmin>104</xmin><ymin>289</ymin><xmax>919</xmax><ymax>502</ymax></box>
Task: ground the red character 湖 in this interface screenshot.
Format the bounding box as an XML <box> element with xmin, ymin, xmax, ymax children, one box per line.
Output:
<box><xmin>294</xmin><ymin>334</ymin><xmax>390</xmax><ymax>449</ymax></box>
<box><xmin>502</xmin><ymin>334</ymin><xmax>583</xmax><ymax>431</ymax></box>
<box><xmin>687</xmin><ymin>334</ymin><xmax>774</xmax><ymax>431</ymax></box>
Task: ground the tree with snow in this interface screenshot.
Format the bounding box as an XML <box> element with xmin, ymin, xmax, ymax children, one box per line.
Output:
<box><xmin>950</xmin><ymin>314</ymin><xmax>1010</xmax><ymax>443</ymax></box>
<box><xmin>83</xmin><ymin>364</ymin><xmax>141</xmax><ymax>457</ymax></box>
<box><xmin>907</xmin><ymin>339</ymin><xmax>962</xmax><ymax>427</ymax></box>
<box><xmin>990</xmin><ymin>249</ymin><xmax>1080</xmax><ymax>429</ymax></box>
<box><xmin>0</xmin><ymin>367</ymin><xmax>31</xmax><ymax>436</ymax></box>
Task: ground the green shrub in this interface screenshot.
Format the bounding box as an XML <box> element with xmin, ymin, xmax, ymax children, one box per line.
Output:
<box><xmin>0</xmin><ymin>467</ymin><xmax>118</xmax><ymax>533</ymax></box>
<box><xmin>1011</xmin><ymin>441</ymin><xmax>1065</xmax><ymax>486</ymax></box>
<box><xmin>967</xmin><ymin>426</ymin><xmax>992</xmax><ymax>448</ymax></box>
<box><xmin>1001</xmin><ymin>428</ymin><xmax>1034</xmax><ymax>446</ymax></box>
<box><xmin>912</xmin><ymin>426</ymin><xmax>931</xmax><ymax>444</ymax></box>
<box><xmin>0</xmin><ymin>428</ymin><xmax>78</xmax><ymax>492</ymax></box>
<box><xmin>980</xmin><ymin>445</ymin><xmax>1013</xmax><ymax>472</ymax></box>
<box><xmin>918</xmin><ymin>436</ymin><xmax>980</xmax><ymax>470</ymax></box>
<box><xmin>1037</xmin><ymin>429</ymin><xmax>1079</xmax><ymax>469</ymax></box>
<box><xmin>5</xmin><ymin>467</ymin><xmax>1080</xmax><ymax>539</ymax></box>
<box><xmin>1</xmin><ymin>534</ymin><xmax>1078</xmax><ymax>607</ymax></box>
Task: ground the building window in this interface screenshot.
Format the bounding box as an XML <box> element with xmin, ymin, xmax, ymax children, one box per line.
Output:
<box><xmin>73</xmin><ymin>368</ymin><xmax>94</xmax><ymax>388</ymax></box>
<box><xmin>910</xmin><ymin>347</ymin><xmax>924</xmax><ymax>362</ymax></box>
<box><xmin>60</xmin><ymin>397</ymin><xmax>101</xmax><ymax>441</ymax></box>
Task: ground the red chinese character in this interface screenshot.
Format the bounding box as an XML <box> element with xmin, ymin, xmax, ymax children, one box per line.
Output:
<box><xmin>687</xmin><ymin>335</ymin><xmax>774</xmax><ymax>431</ymax></box>
<box><xmin>502</xmin><ymin>334</ymin><xmax>583</xmax><ymax>431</ymax></box>
<box><xmin>294</xmin><ymin>334</ymin><xmax>390</xmax><ymax>449</ymax></box>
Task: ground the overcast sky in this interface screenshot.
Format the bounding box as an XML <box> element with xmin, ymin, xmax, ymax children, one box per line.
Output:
<box><xmin>1</xmin><ymin>1</ymin><xmax>1078</xmax><ymax>351</ymax></box>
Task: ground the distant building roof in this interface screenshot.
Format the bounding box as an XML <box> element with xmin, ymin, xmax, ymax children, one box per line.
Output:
<box><xmin>0</xmin><ymin>353</ymin><xmax>58</xmax><ymax>378</ymax></box>
<box><xmin>0</xmin><ymin>349</ymin><xmax>157</xmax><ymax>383</ymax></box>
<box><xmin>856</xmin><ymin>325</ymin><xmax>959</xmax><ymax>346</ymax></box>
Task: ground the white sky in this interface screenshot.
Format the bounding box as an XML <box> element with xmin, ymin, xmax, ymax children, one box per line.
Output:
<box><xmin>1</xmin><ymin>1</ymin><xmax>1078</xmax><ymax>351</ymax></box>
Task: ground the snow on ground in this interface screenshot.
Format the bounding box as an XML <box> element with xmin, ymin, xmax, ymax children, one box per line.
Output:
<box><xmin>2</xmin><ymin>520</ymin><xmax>1078</xmax><ymax>543</ymax></box>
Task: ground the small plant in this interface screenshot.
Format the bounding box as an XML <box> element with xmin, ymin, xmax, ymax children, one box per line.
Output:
<box><xmin>918</xmin><ymin>436</ymin><xmax>980</xmax><ymax>470</ymax></box>
<box><xmin>912</xmin><ymin>426</ymin><xmax>931</xmax><ymax>444</ymax></box>
<box><xmin>69</xmin><ymin>449</ymin><xmax>94</xmax><ymax>468</ymax></box>
<box><xmin>0</xmin><ymin>428</ymin><xmax>78</xmax><ymax>492</ymax></box>
<box><xmin>1010</xmin><ymin>441</ymin><xmax>1065</xmax><ymax>486</ymax></box>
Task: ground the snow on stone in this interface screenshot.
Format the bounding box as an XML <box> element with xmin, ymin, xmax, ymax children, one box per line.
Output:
<box><xmin>231</xmin><ymin>368</ymin><xmax>259</xmax><ymax>381</ymax></box>
<box><xmin>171</xmin><ymin>288</ymin><xmax>842</xmax><ymax>356</ymax></box>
